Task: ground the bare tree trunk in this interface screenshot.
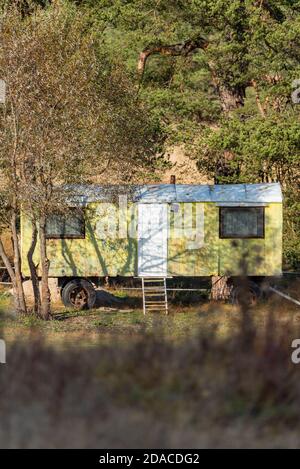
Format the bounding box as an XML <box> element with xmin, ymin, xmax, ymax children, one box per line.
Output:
<box><xmin>209</xmin><ymin>80</ymin><xmax>245</xmax><ymax>299</ymax></box>
<box><xmin>210</xmin><ymin>69</ymin><xmax>246</xmax><ymax>114</ymax></box>
<box><xmin>38</xmin><ymin>216</ymin><xmax>51</xmax><ymax>320</ymax></box>
<box><xmin>27</xmin><ymin>219</ymin><xmax>41</xmax><ymax>316</ymax></box>
<box><xmin>209</xmin><ymin>71</ymin><xmax>246</xmax><ymax>300</ymax></box>
<box><xmin>10</xmin><ymin>211</ymin><xmax>27</xmax><ymax>314</ymax></box>
<box><xmin>219</xmin><ymin>85</ymin><xmax>245</xmax><ymax>112</ymax></box>
<box><xmin>210</xmin><ymin>276</ymin><xmax>233</xmax><ymax>301</ymax></box>
<box><xmin>0</xmin><ymin>238</ymin><xmax>22</xmax><ymax>312</ymax></box>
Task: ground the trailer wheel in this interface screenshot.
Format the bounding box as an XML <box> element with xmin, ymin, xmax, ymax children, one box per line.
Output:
<box><xmin>231</xmin><ymin>281</ymin><xmax>261</xmax><ymax>307</ymax></box>
<box><xmin>61</xmin><ymin>279</ymin><xmax>96</xmax><ymax>310</ymax></box>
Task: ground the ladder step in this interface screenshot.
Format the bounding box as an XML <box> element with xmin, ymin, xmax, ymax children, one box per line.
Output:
<box><xmin>145</xmin><ymin>288</ymin><xmax>165</xmax><ymax>295</ymax></box>
<box><xmin>145</xmin><ymin>289</ymin><xmax>165</xmax><ymax>295</ymax></box>
<box><xmin>145</xmin><ymin>292</ymin><xmax>165</xmax><ymax>296</ymax></box>
<box><xmin>145</xmin><ymin>298</ymin><xmax>165</xmax><ymax>301</ymax></box>
<box><xmin>145</xmin><ymin>302</ymin><xmax>166</xmax><ymax>305</ymax></box>
<box><xmin>142</xmin><ymin>277</ymin><xmax>168</xmax><ymax>315</ymax></box>
<box><xmin>145</xmin><ymin>280</ymin><xmax>164</xmax><ymax>285</ymax></box>
<box><xmin>145</xmin><ymin>297</ymin><xmax>165</xmax><ymax>300</ymax></box>
<box><xmin>145</xmin><ymin>297</ymin><xmax>165</xmax><ymax>301</ymax></box>
<box><xmin>143</xmin><ymin>278</ymin><xmax>165</xmax><ymax>282</ymax></box>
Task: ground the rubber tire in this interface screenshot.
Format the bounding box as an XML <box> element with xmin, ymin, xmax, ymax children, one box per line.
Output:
<box><xmin>231</xmin><ymin>281</ymin><xmax>261</xmax><ymax>307</ymax></box>
<box><xmin>61</xmin><ymin>279</ymin><xmax>96</xmax><ymax>310</ymax></box>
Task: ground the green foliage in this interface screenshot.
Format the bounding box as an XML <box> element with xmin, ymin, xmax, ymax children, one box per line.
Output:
<box><xmin>283</xmin><ymin>189</ymin><xmax>300</xmax><ymax>270</ymax></box>
<box><xmin>194</xmin><ymin>113</ymin><xmax>300</xmax><ymax>184</ymax></box>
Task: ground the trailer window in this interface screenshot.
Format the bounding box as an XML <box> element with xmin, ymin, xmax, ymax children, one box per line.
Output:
<box><xmin>46</xmin><ymin>209</ymin><xmax>85</xmax><ymax>239</ymax></box>
<box><xmin>219</xmin><ymin>207</ymin><xmax>264</xmax><ymax>239</ymax></box>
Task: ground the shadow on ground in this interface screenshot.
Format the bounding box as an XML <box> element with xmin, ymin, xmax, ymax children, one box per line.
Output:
<box><xmin>95</xmin><ymin>289</ymin><xmax>142</xmax><ymax>309</ymax></box>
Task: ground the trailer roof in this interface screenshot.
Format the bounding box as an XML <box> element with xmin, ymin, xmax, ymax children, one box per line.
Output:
<box><xmin>69</xmin><ymin>183</ymin><xmax>282</xmax><ymax>204</ymax></box>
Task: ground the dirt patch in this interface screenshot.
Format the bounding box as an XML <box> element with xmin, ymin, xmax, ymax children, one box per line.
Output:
<box><xmin>159</xmin><ymin>145</ymin><xmax>212</xmax><ymax>184</ymax></box>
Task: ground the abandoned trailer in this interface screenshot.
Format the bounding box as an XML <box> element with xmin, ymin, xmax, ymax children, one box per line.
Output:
<box><xmin>20</xmin><ymin>182</ymin><xmax>283</xmax><ymax>312</ymax></box>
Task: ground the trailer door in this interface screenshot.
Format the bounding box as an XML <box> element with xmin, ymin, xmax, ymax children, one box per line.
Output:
<box><xmin>138</xmin><ymin>203</ymin><xmax>168</xmax><ymax>277</ymax></box>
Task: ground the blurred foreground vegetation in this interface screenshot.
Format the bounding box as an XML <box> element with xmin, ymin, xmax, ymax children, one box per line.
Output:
<box><xmin>1</xmin><ymin>281</ymin><xmax>300</xmax><ymax>448</ymax></box>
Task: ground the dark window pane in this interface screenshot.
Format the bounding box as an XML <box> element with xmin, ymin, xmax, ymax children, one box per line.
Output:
<box><xmin>220</xmin><ymin>207</ymin><xmax>264</xmax><ymax>238</ymax></box>
<box><xmin>46</xmin><ymin>209</ymin><xmax>85</xmax><ymax>238</ymax></box>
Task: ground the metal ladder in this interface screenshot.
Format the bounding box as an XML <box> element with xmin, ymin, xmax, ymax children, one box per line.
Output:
<box><xmin>141</xmin><ymin>277</ymin><xmax>168</xmax><ymax>315</ymax></box>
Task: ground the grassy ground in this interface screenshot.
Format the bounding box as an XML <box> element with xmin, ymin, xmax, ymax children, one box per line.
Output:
<box><xmin>1</xmin><ymin>287</ymin><xmax>299</xmax><ymax>347</ymax></box>
<box><xmin>1</xmin><ymin>281</ymin><xmax>300</xmax><ymax>448</ymax></box>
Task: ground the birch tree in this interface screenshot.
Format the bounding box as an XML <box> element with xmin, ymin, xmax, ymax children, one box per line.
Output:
<box><xmin>0</xmin><ymin>1</ymin><xmax>164</xmax><ymax>319</ymax></box>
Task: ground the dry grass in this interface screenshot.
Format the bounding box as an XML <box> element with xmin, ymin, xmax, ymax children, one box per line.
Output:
<box><xmin>2</xmin><ymin>289</ymin><xmax>300</xmax><ymax>346</ymax></box>
<box><xmin>0</xmin><ymin>282</ymin><xmax>300</xmax><ymax>448</ymax></box>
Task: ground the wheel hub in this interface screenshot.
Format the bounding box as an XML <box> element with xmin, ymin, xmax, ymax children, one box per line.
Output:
<box><xmin>70</xmin><ymin>287</ymin><xmax>88</xmax><ymax>308</ymax></box>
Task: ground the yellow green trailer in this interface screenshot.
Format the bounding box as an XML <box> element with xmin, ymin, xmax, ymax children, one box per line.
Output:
<box><xmin>20</xmin><ymin>183</ymin><xmax>283</xmax><ymax>309</ymax></box>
